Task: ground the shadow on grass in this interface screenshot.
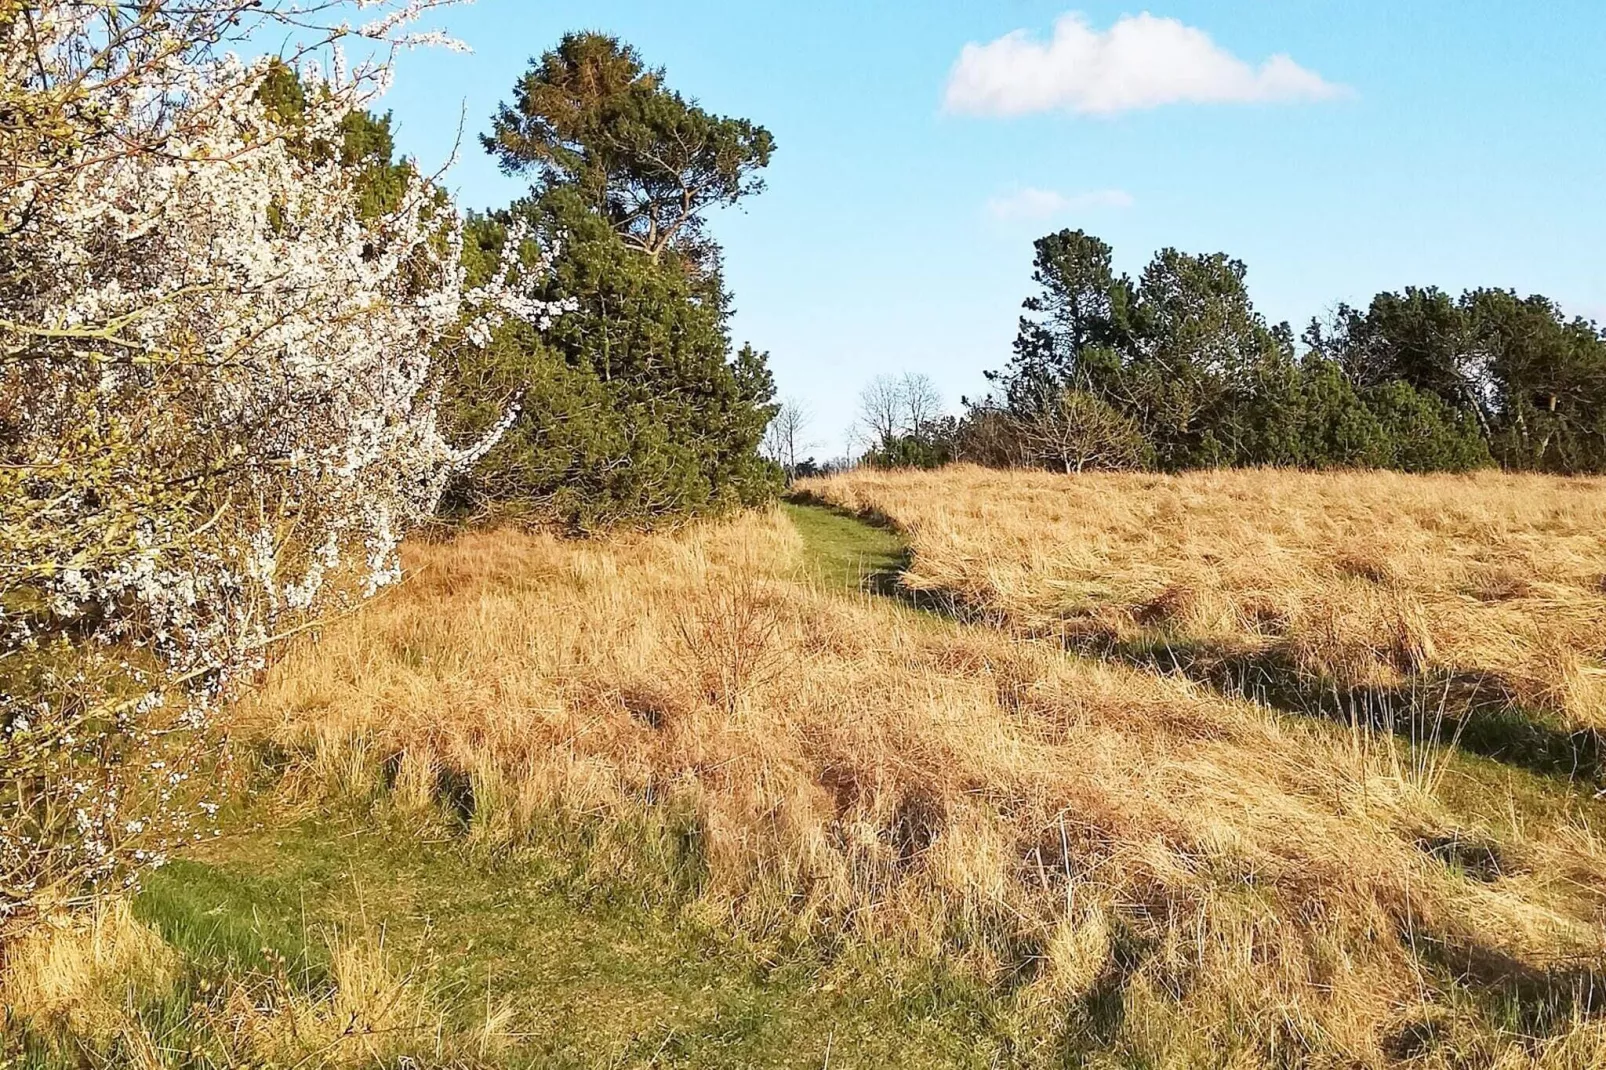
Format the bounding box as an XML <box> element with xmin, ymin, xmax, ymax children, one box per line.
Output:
<box><xmin>1387</xmin><ymin>930</ymin><xmax>1606</xmax><ymax>1058</ymax></box>
<box><xmin>1065</xmin><ymin>635</ymin><xmax>1603</xmax><ymax>786</ymax></box>
<box><xmin>783</xmin><ymin>498</ymin><xmax>1602</xmax><ymax>789</ymax></box>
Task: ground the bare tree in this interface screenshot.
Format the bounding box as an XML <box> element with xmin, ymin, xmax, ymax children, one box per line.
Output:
<box><xmin>855</xmin><ymin>375</ymin><xmax>905</xmax><ymax>451</ymax></box>
<box><xmin>898</xmin><ymin>372</ymin><xmax>944</xmax><ymax>438</ymax></box>
<box><xmin>762</xmin><ymin>398</ymin><xmax>813</xmax><ymax>479</ymax></box>
<box><xmin>855</xmin><ymin>372</ymin><xmax>948</xmax><ymax>451</ymax></box>
<box><xmin>1019</xmin><ymin>388</ymin><xmax>1149</xmax><ymax>473</ymax></box>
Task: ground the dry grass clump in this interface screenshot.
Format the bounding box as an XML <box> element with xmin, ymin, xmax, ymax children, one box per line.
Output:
<box><xmin>800</xmin><ymin>466</ymin><xmax>1606</xmax><ymax>732</ymax></box>
<box><xmin>0</xmin><ymin>900</ymin><xmax>177</xmax><ymax>1043</ymax></box>
<box><xmin>223</xmin><ymin>509</ymin><xmax>1606</xmax><ymax>1065</ymax></box>
<box><xmin>0</xmin><ymin>901</ymin><xmax>500</xmax><ymax>1067</ymax></box>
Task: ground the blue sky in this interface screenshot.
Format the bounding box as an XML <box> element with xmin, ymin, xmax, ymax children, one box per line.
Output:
<box><xmin>376</xmin><ymin>1</ymin><xmax>1606</xmax><ymax>456</ymax></box>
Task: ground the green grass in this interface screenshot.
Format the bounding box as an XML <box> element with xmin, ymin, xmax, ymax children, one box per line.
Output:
<box><xmin>782</xmin><ymin>500</ymin><xmax>908</xmax><ymax>594</ymax></box>
<box><xmin>74</xmin><ymin>804</ymin><xmax>1000</xmax><ymax>1069</ymax></box>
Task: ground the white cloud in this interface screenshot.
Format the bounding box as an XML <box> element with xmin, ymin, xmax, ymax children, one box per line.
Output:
<box><xmin>945</xmin><ymin>12</ymin><xmax>1347</xmax><ymax>117</ymax></box>
<box><xmin>986</xmin><ymin>186</ymin><xmax>1135</xmax><ymax>222</ymax></box>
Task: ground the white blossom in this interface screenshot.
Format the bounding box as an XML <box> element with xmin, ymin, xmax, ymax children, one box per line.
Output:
<box><xmin>0</xmin><ymin>0</ymin><xmax>562</xmax><ymax>921</ymax></box>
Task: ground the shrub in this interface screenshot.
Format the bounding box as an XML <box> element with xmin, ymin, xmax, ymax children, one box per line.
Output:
<box><xmin>1363</xmin><ymin>381</ymin><xmax>1493</xmax><ymax>472</ymax></box>
<box><xmin>1016</xmin><ymin>389</ymin><xmax>1152</xmax><ymax>473</ymax></box>
<box><xmin>0</xmin><ymin>0</ymin><xmax>553</xmax><ymax>925</ymax></box>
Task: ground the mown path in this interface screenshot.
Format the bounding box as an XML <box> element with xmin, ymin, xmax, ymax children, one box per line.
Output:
<box><xmin>783</xmin><ymin>498</ymin><xmax>966</xmax><ymax>622</ymax></box>
<box><xmin>86</xmin><ymin>505</ymin><xmax>1001</xmax><ymax>1070</ymax></box>
<box><xmin>132</xmin><ymin>807</ymin><xmax>996</xmax><ymax>1069</ymax></box>
<box><xmin>782</xmin><ymin>499</ymin><xmax>908</xmax><ymax>594</ymax></box>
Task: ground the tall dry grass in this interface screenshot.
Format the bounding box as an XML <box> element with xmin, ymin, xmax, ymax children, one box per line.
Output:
<box><xmin>0</xmin><ymin>900</ymin><xmax>499</xmax><ymax>1067</ymax></box>
<box><xmin>219</xmin><ymin>507</ymin><xmax>1606</xmax><ymax>1065</ymax></box>
<box><xmin>800</xmin><ymin>466</ymin><xmax>1606</xmax><ymax>735</ymax></box>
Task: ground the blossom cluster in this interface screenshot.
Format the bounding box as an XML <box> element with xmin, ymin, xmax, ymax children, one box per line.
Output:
<box><xmin>0</xmin><ymin>0</ymin><xmax>560</xmax><ymax>924</ymax></box>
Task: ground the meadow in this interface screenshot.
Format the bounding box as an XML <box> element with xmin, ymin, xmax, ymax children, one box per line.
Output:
<box><xmin>801</xmin><ymin>466</ymin><xmax>1606</xmax><ymax>774</ymax></box>
<box><xmin>7</xmin><ymin>468</ymin><xmax>1606</xmax><ymax>1067</ymax></box>
<box><xmin>9</xmin><ymin>4</ymin><xmax>1605</xmax><ymax>1067</ymax></box>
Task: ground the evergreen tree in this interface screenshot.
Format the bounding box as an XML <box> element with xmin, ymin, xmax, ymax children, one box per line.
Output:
<box><xmin>441</xmin><ymin>34</ymin><xmax>782</xmax><ymax>528</ymax></box>
<box><xmin>987</xmin><ymin>230</ymin><xmax>1519</xmax><ymax>475</ymax></box>
<box><xmin>1310</xmin><ymin>286</ymin><xmax>1606</xmax><ymax>473</ymax></box>
<box><xmin>1362</xmin><ymin>380</ymin><xmax>1491</xmax><ymax>472</ymax></box>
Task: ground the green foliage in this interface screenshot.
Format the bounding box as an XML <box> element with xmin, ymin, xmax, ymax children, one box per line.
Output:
<box><xmin>852</xmin><ymin>374</ymin><xmax>954</xmax><ymax>470</ymax></box>
<box><xmin>442</xmin><ymin>200</ymin><xmax>779</xmax><ymax>530</ymax></box>
<box><xmin>984</xmin><ymin>228</ymin><xmax>1564</xmax><ymax>474</ymax></box>
<box><xmin>862</xmin><ymin>435</ymin><xmax>948</xmax><ymax>470</ymax></box>
<box><xmin>253</xmin><ymin>62</ymin><xmax>411</xmax><ymax>219</ymax></box>
<box><xmin>1309</xmin><ymin>286</ymin><xmax>1606</xmax><ymax>473</ymax></box>
<box><xmin>1363</xmin><ymin>379</ymin><xmax>1492</xmax><ymax>472</ymax></box>
<box><xmin>999</xmin><ymin>230</ymin><xmax>1134</xmax><ymax>410</ymax></box>
<box><xmin>484</xmin><ymin>31</ymin><xmax>774</xmax><ymax>265</ymax></box>
<box><xmin>1123</xmin><ymin>248</ymin><xmax>1289</xmax><ymax>468</ymax></box>
<box><xmin>862</xmin><ymin>420</ymin><xmax>958</xmax><ymax>470</ymax></box>
<box><xmin>436</xmin><ymin>34</ymin><xmax>783</xmax><ymax>530</ymax></box>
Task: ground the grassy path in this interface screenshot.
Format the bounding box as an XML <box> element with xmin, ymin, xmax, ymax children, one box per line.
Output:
<box><xmin>118</xmin><ymin>808</ymin><xmax>998</xmax><ymax>1069</ymax></box>
<box><xmin>10</xmin><ymin>504</ymin><xmax>1008</xmax><ymax>1068</ymax></box>
<box><xmin>781</xmin><ymin>500</ymin><xmax>908</xmax><ymax>594</ymax></box>
<box><xmin>782</xmin><ymin>499</ymin><xmax>967</xmax><ymax>622</ymax></box>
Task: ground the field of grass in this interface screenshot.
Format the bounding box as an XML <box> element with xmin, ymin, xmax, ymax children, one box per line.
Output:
<box><xmin>3</xmin><ymin>804</ymin><xmax>999</xmax><ymax>1068</ymax></box>
<box><xmin>7</xmin><ymin>470</ymin><xmax>1606</xmax><ymax>1067</ymax></box>
<box><xmin>800</xmin><ymin>465</ymin><xmax>1606</xmax><ymax>781</ymax></box>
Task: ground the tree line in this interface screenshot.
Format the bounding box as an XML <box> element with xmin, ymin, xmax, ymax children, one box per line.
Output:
<box><xmin>853</xmin><ymin>230</ymin><xmax>1606</xmax><ymax>475</ymax></box>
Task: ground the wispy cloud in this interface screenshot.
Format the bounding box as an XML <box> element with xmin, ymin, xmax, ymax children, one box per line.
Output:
<box><xmin>985</xmin><ymin>186</ymin><xmax>1135</xmax><ymax>222</ymax></box>
<box><xmin>945</xmin><ymin>12</ymin><xmax>1347</xmax><ymax>117</ymax></box>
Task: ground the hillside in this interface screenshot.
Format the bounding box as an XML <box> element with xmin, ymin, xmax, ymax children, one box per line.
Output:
<box><xmin>9</xmin><ymin>469</ymin><xmax>1606</xmax><ymax>1067</ymax></box>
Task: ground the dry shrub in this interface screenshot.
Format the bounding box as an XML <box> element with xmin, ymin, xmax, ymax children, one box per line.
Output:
<box><xmin>226</xmin><ymin>507</ymin><xmax>1606</xmax><ymax>1065</ymax></box>
<box><xmin>801</xmin><ymin>466</ymin><xmax>1606</xmax><ymax>730</ymax></box>
<box><xmin>674</xmin><ymin>576</ymin><xmax>789</xmax><ymax>712</ymax></box>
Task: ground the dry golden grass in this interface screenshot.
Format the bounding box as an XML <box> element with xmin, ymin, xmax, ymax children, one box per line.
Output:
<box><xmin>215</xmin><ymin>507</ymin><xmax>1606</xmax><ymax>1066</ymax></box>
<box><xmin>800</xmin><ymin>466</ymin><xmax>1606</xmax><ymax>732</ymax></box>
<box><xmin>0</xmin><ymin>900</ymin><xmax>483</xmax><ymax>1067</ymax></box>
<box><xmin>0</xmin><ymin>900</ymin><xmax>177</xmax><ymax>1044</ymax></box>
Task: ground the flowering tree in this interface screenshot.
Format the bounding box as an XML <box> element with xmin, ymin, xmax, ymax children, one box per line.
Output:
<box><xmin>0</xmin><ymin>0</ymin><xmax>562</xmax><ymax>925</ymax></box>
